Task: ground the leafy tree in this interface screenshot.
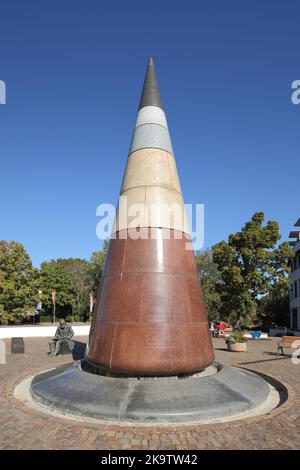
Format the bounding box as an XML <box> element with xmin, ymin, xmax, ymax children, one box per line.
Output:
<box><xmin>212</xmin><ymin>212</ymin><xmax>293</xmax><ymax>326</ymax></box>
<box><xmin>40</xmin><ymin>259</ymin><xmax>84</xmax><ymax>321</ymax></box>
<box><xmin>0</xmin><ymin>241</ymin><xmax>38</xmax><ymax>324</ymax></box>
<box><xmin>89</xmin><ymin>240</ymin><xmax>108</xmax><ymax>294</ymax></box>
<box><xmin>67</xmin><ymin>259</ymin><xmax>91</xmax><ymax>321</ymax></box>
<box><xmin>258</xmin><ymin>282</ymin><xmax>291</xmax><ymax>328</ymax></box>
<box><xmin>0</xmin><ymin>237</ymin><xmax>109</xmax><ymax>324</ymax></box>
<box><xmin>39</xmin><ymin>259</ymin><xmax>74</xmax><ymax>315</ymax></box>
<box><xmin>0</xmin><ymin>304</ymin><xmax>12</xmax><ymax>325</ymax></box>
<box><xmin>195</xmin><ymin>249</ymin><xmax>222</xmax><ymax>322</ymax></box>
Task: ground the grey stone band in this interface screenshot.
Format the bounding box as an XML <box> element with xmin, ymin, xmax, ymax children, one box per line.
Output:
<box><xmin>129</xmin><ymin>123</ymin><xmax>174</xmax><ymax>156</ymax></box>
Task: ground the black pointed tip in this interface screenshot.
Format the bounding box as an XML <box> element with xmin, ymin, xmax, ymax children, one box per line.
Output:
<box><xmin>138</xmin><ymin>57</ymin><xmax>163</xmax><ymax>111</ymax></box>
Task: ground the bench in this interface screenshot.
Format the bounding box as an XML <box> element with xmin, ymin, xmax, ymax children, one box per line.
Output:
<box><xmin>216</xmin><ymin>327</ymin><xmax>233</xmax><ymax>337</ymax></box>
<box><xmin>277</xmin><ymin>335</ymin><xmax>300</xmax><ymax>356</ymax></box>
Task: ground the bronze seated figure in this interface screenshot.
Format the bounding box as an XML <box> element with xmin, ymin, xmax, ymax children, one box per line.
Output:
<box><xmin>48</xmin><ymin>319</ymin><xmax>74</xmax><ymax>356</ymax></box>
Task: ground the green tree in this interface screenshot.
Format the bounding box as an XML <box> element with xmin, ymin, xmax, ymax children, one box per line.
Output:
<box><xmin>0</xmin><ymin>240</ymin><xmax>39</xmax><ymax>324</ymax></box>
<box><xmin>40</xmin><ymin>259</ymin><xmax>76</xmax><ymax>320</ymax></box>
<box><xmin>40</xmin><ymin>259</ymin><xmax>81</xmax><ymax>320</ymax></box>
<box><xmin>67</xmin><ymin>258</ymin><xmax>91</xmax><ymax>321</ymax></box>
<box><xmin>212</xmin><ymin>212</ymin><xmax>293</xmax><ymax>326</ymax></box>
<box><xmin>0</xmin><ymin>304</ymin><xmax>12</xmax><ymax>325</ymax></box>
<box><xmin>89</xmin><ymin>240</ymin><xmax>108</xmax><ymax>294</ymax></box>
<box><xmin>195</xmin><ymin>249</ymin><xmax>222</xmax><ymax>322</ymax></box>
<box><xmin>258</xmin><ymin>282</ymin><xmax>291</xmax><ymax>328</ymax></box>
<box><xmin>40</xmin><ymin>258</ymin><xmax>94</xmax><ymax>322</ymax></box>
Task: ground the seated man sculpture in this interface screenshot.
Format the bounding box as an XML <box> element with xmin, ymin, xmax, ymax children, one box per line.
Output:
<box><xmin>48</xmin><ymin>319</ymin><xmax>74</xmax><ymax>356</ymax></box>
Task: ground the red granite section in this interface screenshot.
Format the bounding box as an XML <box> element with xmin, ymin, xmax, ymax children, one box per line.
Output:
<box><xmin>86</xmin><ymin>228</ymin><xmax>214</xmax><ymax>375</ymax></box>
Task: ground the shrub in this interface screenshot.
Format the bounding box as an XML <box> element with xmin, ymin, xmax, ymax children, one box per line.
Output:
<box><xmin>39</xmin><ymin>315</ymin><xmax>53</xmax><ymax>323</ymax></box>
<box><xmin>229</xmin><ymin>331</ymin><xmax>247</xmax><ymax>344</ymax></box>
<box><xmin>0</xmin><ymin>305</ymin><xmax>11</xmax><ymax>325</ymax></box>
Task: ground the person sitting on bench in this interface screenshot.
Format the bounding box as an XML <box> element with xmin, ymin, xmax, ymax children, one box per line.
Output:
<box><xmin>48</xmin><ymin>319</ymin><xmax>74</xmax><ymax>356</ymax></box>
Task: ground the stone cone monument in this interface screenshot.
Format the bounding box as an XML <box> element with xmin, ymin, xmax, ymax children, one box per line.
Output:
<box><xmin>30</xmin><ymin>59</ymin><xmax>272</xmax><ymax>424</ymax></box>
<box><xmin>86</xmin><ymin>57</ymin><xmax>214</xmax><ymax>376</ymax></box>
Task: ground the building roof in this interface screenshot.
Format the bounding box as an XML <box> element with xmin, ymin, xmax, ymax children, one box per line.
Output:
<box><xmin>295</xmin><ymin>218</ymin><xmax>300</xmax><ymax>227</ymax></box>
<box><xmin>289</xmin><ymin>231</ymin><xmax>300</xmax><ymax>239</ymax></box>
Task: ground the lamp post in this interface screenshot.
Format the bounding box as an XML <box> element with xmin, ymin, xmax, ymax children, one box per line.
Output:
<box><xmin>89</xmin><ymin>292</ymin><xmax>94</xmax><ymax>322</ymax></box>
<box><xmin>52</xmin><ymin>289</ymin><xmax>56</xmax><ymax>324</ymax></box>
<box><xmin>35</xmin><ymin>290</ymin><xmax>43</xmax><ymax>324</ymax></box>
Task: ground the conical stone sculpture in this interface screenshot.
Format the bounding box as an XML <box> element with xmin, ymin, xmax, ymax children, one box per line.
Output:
<box><xmin>86</xmin><ymin>58</ymin><xmax>214</xmax><ymax>375</ymax></box>
<box><xmin>30</xmin><ymin>59</ymin><xmax>271</xmax><ymax>424</ymax></box>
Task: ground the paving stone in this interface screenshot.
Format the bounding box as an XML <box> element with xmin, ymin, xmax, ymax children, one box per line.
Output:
<box><xmin>0</xmin><ymin>336</ymin><xmax>300</xmax><ymax>449</ymax></box>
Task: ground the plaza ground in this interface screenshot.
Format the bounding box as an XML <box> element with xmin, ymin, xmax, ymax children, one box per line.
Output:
<box><xmin>0</xmin><ymin>336</ymin><xmax>299</xmax><ymax>450</ymax></box>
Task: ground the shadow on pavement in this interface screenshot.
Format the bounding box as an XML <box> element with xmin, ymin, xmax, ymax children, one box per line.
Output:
<box><xmin>238</xmin><ymin>356</ymin><xmax>289</xmax><ymax>365</ymax></box>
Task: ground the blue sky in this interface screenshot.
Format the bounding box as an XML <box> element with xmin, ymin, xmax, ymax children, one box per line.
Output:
<box><xmin>0</xmin><ymin>0</ymin><xmax>299</xmax><ymax>266</ymax></box>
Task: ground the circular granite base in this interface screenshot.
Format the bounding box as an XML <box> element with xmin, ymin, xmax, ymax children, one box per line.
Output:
<box><xmin>29</xmin><ymin>360</ymin><xmax>274</xmax><ymax>424</ymax></box>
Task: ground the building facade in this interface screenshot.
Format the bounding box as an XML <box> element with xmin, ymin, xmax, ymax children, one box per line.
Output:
<box><xmin>289</xmin><ymin>218</ymin><xmax>300</xmax><ymax>330</ymax></box>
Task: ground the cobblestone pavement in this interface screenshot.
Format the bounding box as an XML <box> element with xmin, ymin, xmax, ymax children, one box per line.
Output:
<box><xmin>0</xmin><ymin>336</ymin><xmax>299</xmax><ymax>450</ymax></box>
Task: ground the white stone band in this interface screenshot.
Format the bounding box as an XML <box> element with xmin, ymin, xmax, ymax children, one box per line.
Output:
<box><xmin>135</xmin><ymin>106</ymin><xmax>168</xmax><ymax>129</ymax></box>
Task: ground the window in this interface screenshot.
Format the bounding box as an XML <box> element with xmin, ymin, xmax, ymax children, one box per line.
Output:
<box><xmin>294</xmin><ymin>281</ymin><xmax>298</xmax><ymax>298</ymax></box>
<box><xmin>292</xmin><ymin>308</ymin><xmax>298</xmax><ymax>329</ymax></box>
<box><xmin>295</xmin><ymin>251</ymin><xmax>300</xmax><ymax>269</ymax></box>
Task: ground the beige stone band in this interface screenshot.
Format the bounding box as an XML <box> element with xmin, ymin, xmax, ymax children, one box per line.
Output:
<box><xmin>121</xmin><ymin>148</ymin><xmax>182</xmax><ymax>194</ymax></box>
<box><xmin>112</xmin><ymin>185</ymin><xmax>190</xmax><ymax>235</ymax></box>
